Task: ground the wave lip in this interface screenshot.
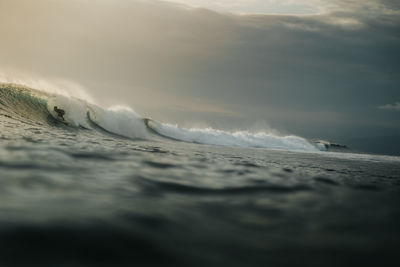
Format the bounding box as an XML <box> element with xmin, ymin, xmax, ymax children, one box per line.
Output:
<box><xmin>0</xmin><ymin>83</ymin><xmax>149</xmax><ymax>140</ymax></box>
<box><xmin>146</xmin><ymin>120</ymin><xmax>321</xmax><ymax>152</ymax></box>
<box><xmin>88</xmin><ymin>105</ymin><xmax>148</xmax><ymax>139</ymax></box>
<box><xmin>46</xmin><ymin>90</ymin><xmax>149</xmax><ymax>140</ymax></box>
<box><xmin>1</xmin><ymin>83</ymin><xmax>324</xmax><ymax>152</ymax></box>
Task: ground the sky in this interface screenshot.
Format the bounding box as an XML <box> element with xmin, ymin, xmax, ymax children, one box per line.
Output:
<box><xmin>0</xmin><ymin>0</ymin><xmax>399</xmax><ymax>154</ymax></box>
<box><xmin>161</xmin><ymin>0</ymin><xmax>323</xmax><ymax>14</ymax></box>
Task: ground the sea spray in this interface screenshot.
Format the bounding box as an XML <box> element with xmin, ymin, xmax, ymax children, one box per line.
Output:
<box><xmin>146</xmin><ymin>120</ymin><xmax>320</xmax><ymax>151</ymax></box>
<box><xmin>88</xmin><ymin>105</ymin><xmax>148</xmax><ymax>139</ymax></box>
<box><xmin>47</xmin><ymin>95</ymin><xmax>91</xmax><ymax>128</ymax></box>
<box><xmin>1</xmin><ymin>83</ymin><xmax>323</xmax><ymax>152</ymax></box>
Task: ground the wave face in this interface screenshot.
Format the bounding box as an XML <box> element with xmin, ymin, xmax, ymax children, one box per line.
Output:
<box><xmin>0</xmin><ymin>83</ymin><xmax>148</xmax><ymax>139</ymax></box>
<box><xmin>0</xmin><ymin>83</ymin><xmax>323</xmax><ymax>152</ymax></box>
<box><xmin>88</xmin><ymin>105</ymin><xmax>148</xmax><ymax>139</ymax></box>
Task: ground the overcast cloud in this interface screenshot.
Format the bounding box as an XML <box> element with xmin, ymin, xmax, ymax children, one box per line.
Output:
<box><xmin>0</xmin><ymin>0</ymin><xmax>399</xmax><ymax>153</ymax></box>
<box><xmin>163</xmin><ymin>0</ymin><xmax>400</xmax><ymax>15</ymax></box>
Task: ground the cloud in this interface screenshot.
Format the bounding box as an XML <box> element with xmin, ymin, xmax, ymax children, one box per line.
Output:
<box><xmin>0</xmin><ymin>0</ymin><xmax>399</xmax><ymax>141</ymax></box>
<box><xmin>161</xmin><ymin>0</ymin><xmax>322</xmax><ymax>15</ymax></box>
<box><xmin>162</xmin><ymin>0</ymin><xmax>400</xmax><ymax>15</ymax></box>
<box><xmin>379</xmin><ymin>102</ymin><xmax>400</xmax><ymax>110</ymax></box>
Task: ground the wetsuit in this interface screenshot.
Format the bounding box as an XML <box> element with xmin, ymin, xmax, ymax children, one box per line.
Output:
<box><xmin>54</xmin><ymin>106</ymin><xmax>65</xmax><ymax>120</ymax></box>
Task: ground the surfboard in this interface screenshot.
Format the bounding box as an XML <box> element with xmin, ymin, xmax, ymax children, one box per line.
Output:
<box><xmin>58</xmin><ymin>118</ymin><xmax>69</xmax><ymax>125</ymax></box>
<box><xmin>53</xmin><ymin>113</ymin><xmax>68</xmax><ymax>125</ymax></box>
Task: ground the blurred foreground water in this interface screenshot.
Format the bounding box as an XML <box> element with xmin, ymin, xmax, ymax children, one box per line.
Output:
<box><xmin>1</xmin><ymin>84</ymin><xmax>400</xmax><ymax>266</ymax></box>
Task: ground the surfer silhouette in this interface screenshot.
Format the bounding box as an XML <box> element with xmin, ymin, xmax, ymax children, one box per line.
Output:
<box><xmin>54</xmin><ymin>106</ymin><xmax>65</xmax><ymax>121</ymax></box>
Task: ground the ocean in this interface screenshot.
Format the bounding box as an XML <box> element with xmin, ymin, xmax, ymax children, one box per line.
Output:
<box><xmin>1</xmin><ymin>83</ymin><xmax>399</xmax><ymax>266</ymax></box>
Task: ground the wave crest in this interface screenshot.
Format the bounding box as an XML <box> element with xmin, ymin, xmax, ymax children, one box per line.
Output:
<box><xmin>1</xmin><ymin>83</ymin><xmax>323</xmax><ymax>152</ymax></box>
<box><xmin>146</xmin><ymin>120</ymin><xmax>320</xmax><ymax>151</ymax></box>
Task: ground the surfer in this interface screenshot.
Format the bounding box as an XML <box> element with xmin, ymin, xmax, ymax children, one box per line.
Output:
<box><xmin>54</xmin><ymin>106</ymin><xmax>65</xmax><ymax>121</ymax></box>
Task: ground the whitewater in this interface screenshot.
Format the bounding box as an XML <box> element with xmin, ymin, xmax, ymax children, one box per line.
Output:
<box><xmin>0</xmin><ymin>83</ymin><xmax>325</xmax><ymax>152</ymax></box>
<box><xmin>1</xmin><ymin>83</ymin><xmax>400</xmax><ymax>267</ymax></box>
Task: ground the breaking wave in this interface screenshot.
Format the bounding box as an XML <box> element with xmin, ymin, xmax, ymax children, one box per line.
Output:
<box><xmin>145</xmin><ymin>120</ymin><xmax>320</xmax><ymax>151</ymax></box>
<box><xmin>0</xmin><ymin>83</ymin><xmax>324</xmax><ymax>152</ymax></box>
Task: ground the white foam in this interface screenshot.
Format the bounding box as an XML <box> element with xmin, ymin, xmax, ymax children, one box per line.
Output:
<box><xmin>47</xmin><ymin>95</ymin><xmax>90</xmax><ymax>128</ymax></box>
<box><xmin>148</xmin><ymin>121</ymin><xmax>320</xmax><ymax>151</ymax></box>
<box><xmin>47</xmin><ymin>95</ymin><xmax>149</xmax><ymax>139</ymax></box>
<box><xmin>88</xmin><ymin>105</ymin><xmax>148</xmax><ymax>139</ymax></box>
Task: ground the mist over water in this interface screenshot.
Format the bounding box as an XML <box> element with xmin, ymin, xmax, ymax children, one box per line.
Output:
<box><xmin>146</xmin><ymin>120</ymin><xmax>321</xmax><ymax>151</ymax></box>
<box><xmin>0</xmin><ymin>0</ymin><xmax>399</xmax><ymax>156</ymax></box>
<box><xmin>0</xmin><ymin>83</ymin><xmax>323</xmax><ymax>152</ymax></box>
<box><xmin>1</xmin><ymin>0</ymin><xmax>399</xmax><ymax>265</ymax></box>
<box><xmin>1</xmin><ymin>83</ymin><xmax>400</xmax><ymax>266</ymax></box>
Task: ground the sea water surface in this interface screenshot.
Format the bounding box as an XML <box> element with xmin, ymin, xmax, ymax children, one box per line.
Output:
<box><xmin>0</xmin><ymin>84</ymin><xmax>399</xmax><ymax>267</ymax></box>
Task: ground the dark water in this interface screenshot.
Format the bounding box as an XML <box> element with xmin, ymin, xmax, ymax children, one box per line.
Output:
<box><xmin>1</xmin><ymin>85</ymin><xmax>400</xmax><ymax>267</ymax></box>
